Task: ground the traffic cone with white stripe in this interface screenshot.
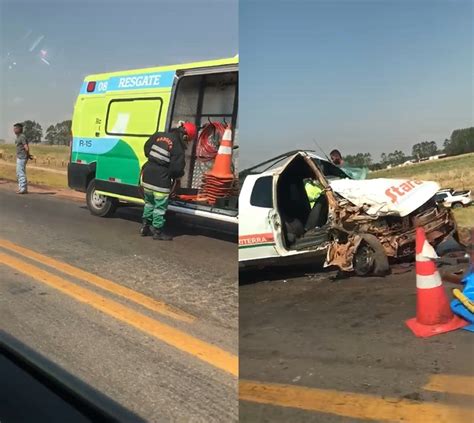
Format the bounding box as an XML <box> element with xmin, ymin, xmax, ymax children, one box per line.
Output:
<box><xmin>405</xmin><ymin>227</ymin><xmax>467</xmax><ymax>337</ymax></box>
<box><xmin>207</xmin><ymin>127</ymin><xmax>234</xmax><ymax>180</ymax></box>
<box><xmin>198</xmin><ymin>127</ymin><xmax>235</xmax><ymax>204</ymax></box>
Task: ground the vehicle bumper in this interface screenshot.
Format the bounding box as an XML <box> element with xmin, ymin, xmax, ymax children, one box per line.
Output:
<box><xmin>68</xmin><ymin>162</ymin><xmax>95</xmax><ymax>192</ymax></box>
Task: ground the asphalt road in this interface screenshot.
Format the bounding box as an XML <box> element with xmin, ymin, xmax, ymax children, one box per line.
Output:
<box><xmin>240</xmin><ymin>263</ymin><xmax>474</xmax><ymax>422</ymax></box>
<box><xmin>0</xmin><ymin>183</ymin><xmax>238</xmax><ymax>422</ymax></box>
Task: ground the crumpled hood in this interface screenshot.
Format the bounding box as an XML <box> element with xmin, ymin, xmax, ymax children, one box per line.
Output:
<box><xmin>329</xmin><ymin>178</ymin><xmax>440</xmax><ymax>217</ymax></box>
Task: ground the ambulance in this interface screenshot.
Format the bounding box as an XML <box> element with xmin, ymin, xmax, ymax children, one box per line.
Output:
<box><xmin>68</xmin><ymin>56</ymin><xmax>238</xmax><ymax>230</ymax></box>
<box><xmin>239</xmin><ymin>151</ymin><xmax>458</xmax><ymax>275</ymax></box>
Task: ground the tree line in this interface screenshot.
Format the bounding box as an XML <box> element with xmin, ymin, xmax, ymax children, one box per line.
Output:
<box><xmin>20</xmin><ymin>119</ymin><xmax>72</xmax><ymax>146</ymax></box>
<box><xmin>344</xmin><ymin>126</ymin><xmax>474</xmax><ymax>169</ymax></box>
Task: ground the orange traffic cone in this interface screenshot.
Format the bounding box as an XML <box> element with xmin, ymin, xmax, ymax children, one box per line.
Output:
<box><xmin>406</xmin><ymin>227</ymin><xmax>467</xmax><ymax>337</ymax></box>
<box><xmin>207</xmin><ymin>127</ymin><xmax>234</xmax><ymax>179</ymax></box>
<box><xmin>198</xmin><ymin>127</ymin><xmax>236</xmax><ymax>204</ymax></box>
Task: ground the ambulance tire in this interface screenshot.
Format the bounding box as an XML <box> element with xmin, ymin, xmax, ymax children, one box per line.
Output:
<box><xmin>86</xmin><ymin>179</ymin><xmax>118</xmax><ymax>217</ymax></box>
<box><xmin>353</xmin><ymin>234</ymin><xmax>390</xmax><ymax>277</ymax></box>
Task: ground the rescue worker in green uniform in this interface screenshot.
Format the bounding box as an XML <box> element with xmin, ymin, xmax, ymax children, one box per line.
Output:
<box><xmin>304</xmin><ymin>178</ymin><xmax>327</xmax><ymax>231</ymax></box>
<box><xmin>140</xmin><ymin>121</ymin><xmax>197</xmax><ymax>240</ymax></box>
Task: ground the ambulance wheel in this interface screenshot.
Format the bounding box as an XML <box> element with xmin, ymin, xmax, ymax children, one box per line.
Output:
<box><xmin>353</xmin><ymin>234</ymin><xmax>390</xmax><ymax>277</ymax></box>
<box><xmin>86</xmin><ymin>179</ymin><xmax>118</xmax><ymax>217</ymax></box>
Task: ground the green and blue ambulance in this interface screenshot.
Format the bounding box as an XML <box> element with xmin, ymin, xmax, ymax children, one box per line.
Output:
<box><xmin>68</xmin><ymin>56</ymin><xmax>238</xmax><ymax>228</ymax></box>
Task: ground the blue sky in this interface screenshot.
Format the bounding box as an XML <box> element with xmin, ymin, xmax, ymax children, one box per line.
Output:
<box><xmin>239</xmin><ymin>0</ymin><xmax>473</xmax><ymax>167</ymax></box>
<box><xmin>0</xmin><ymin>0</ymin><xmax>237</xmax><ymax>140</ymax></box>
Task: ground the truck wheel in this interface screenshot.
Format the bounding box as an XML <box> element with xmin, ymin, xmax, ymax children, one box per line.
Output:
<box><xmin>353</xmin><ymin>234</ymin><xmax>390</xmax><ymax>277</ymax></box>
<box><xmin>452</xmin><ymin>202</ymin><xmax>463</xmax><ymax>209</ymax></box>
<box><xmin>86</xmin><ymin>179</ymin><xmax>118</xmax><ymax>217</ymax></box>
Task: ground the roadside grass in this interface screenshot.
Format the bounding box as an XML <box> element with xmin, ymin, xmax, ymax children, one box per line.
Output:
<box><xmin>453</xmin><ymin>206</ymin><xmax>474</xmax><ymax>229</ymax></box>
<box><xmin>0</xmin><ymin>144</ymin><xmax>70</xmax><ymax>169</ymax></box>
<box><xmin>370</xmin><ymin>153</ymin><xmax>474</xmax><ymax>191</ymax></box>
<box><xmin>0</xmin><ymin>162</ymin><xmax>68</xmax><ymax>189</ymax></box>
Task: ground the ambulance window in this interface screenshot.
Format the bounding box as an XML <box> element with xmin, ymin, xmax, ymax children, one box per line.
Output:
<box><xmin>250</xmin><ymin>176</ymin><xmax>273</xmax><ymax>208</ymax></box>
<box><xmin>106</xmin><ymin>98</ymin><xmax>163</xmax><ymax>137</ymax></box>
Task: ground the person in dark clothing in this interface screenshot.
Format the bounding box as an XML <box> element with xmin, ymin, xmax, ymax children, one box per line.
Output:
<box><xmin>330</xmin><ymin>149</ymin><xmax>343</xmax><ymax>166</ymax></box>
<box><xmin>140</xmin><ymin>121</ymin><xmax>197</xmax><ymax>240</ymax></box>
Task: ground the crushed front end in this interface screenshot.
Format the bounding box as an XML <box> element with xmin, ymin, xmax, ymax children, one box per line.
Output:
<box><xmin>325</xmin><ymin>196</ymin><xmax>457</xmax><ymax>271</ymax></box>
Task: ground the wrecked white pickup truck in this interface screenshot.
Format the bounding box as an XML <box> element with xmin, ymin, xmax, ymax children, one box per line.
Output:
<box><xmin>239</xmin><ymin>151</ymin><xmax>458</xmax><ymax>276</ymax></box>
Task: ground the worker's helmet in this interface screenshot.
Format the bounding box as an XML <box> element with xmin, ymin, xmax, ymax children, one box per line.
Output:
<box><xmin>181</xmin><ymin>122</ymin><xmax>197</xmax><ymax>142</ymax></box>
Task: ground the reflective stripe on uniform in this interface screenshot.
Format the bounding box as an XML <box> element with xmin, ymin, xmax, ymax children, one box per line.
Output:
<box><xmin>149</xmin><ymin>150</ymin><xmax>170</xmax><ymax>162</ymax></box>
<box><xmin>151</xmin><ymin>145</ymin><xmax>170</xmax><ymax>156</ymax></box>
<box><xmin>141</xmin><ymin>182</ymin><xmax>171</xmax><ymax>193</ymax></box>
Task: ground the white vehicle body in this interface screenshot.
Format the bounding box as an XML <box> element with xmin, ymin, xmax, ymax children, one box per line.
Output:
<box><xmin>435</xmin><ymin>189</ymin><xmax>472</xmax><ymax>209</ymax></box>
<box><xmin>239</xmin><ymin>151</ymin><xmax>457</xmax><ymax>274</ymax></box>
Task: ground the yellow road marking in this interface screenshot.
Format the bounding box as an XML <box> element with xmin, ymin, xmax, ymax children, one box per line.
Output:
<box><xmin>0</xmin><ymin>253</ymin><xmax>238</xmax><ymax>376</ymax></box>
<box><xmin>239</xmin><ymin>380</ymin><xmax>474</xmax><ymax>423</ymax></box>
<box><xmin>424</xmin><ymin>374</ymin><xmax>474</xmax><ymax>397</ymax></box>
<box><xmin>0</xmin><ymin>239</ymin><xmax>194</xmax><ymax>323</ymax></box>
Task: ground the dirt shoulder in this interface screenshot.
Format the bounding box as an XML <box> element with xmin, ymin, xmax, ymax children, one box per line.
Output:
<box><xmin>0</xmin><ymin>180</ymin><xmax>85</xmax><ymax>203</ymax></box>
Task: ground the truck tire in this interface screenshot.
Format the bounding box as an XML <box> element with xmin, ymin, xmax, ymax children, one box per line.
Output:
<box><xmin>86</xmin><ymin>179</ymin><xmax>118</xmax><ymax>217</ymax></box>
<box><xmin>353</xmin><ymin>234</ymin><xmax>390</xmax><ymax>277</ymax></box>
<box><xmin>451</xmin><ymin>202</ymin><xmax>463</xmax><ymax>209</ymax></box>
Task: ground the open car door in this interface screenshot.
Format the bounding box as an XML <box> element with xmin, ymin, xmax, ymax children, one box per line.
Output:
<box><xmin>270</xmin><ymin>152</ymin><xmax>335</xmax><ymax>255</ymax></box>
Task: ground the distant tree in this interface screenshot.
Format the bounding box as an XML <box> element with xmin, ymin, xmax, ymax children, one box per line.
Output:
<box><xmin>43</xmin><ymin>120</ymin><xmax>72</xmax><ymax>145</ymax></box>
<box><xmin>443</xmin><ymin>138</ymin><xmax>450</xmax><ymax>152</ymax></box>
<box><xmin>345</xmin><ymin>152</ymin><xmax>372</xmax><ymax>167</ymax></box>
<box><xmin>387</xmin><ymin>150</ymin><xmax>406</xmax><ymax>166</ymax></box>
<box><xmin>430</xmin><ymin>140</ymin><xmax>439</xmax><ymax>155</ymax></box>
<box><xmin>369</xmin><ymin>162</ymin><xmax>383</xmax><ymax>171</ymax></box>
<box><xmin>444</xmin><ymin>127</ymin><xmax>474</xmax><ymax>155</ymax></box>
<box><xmin>54</xmin><ymin>120</ymin><xmax>72</xmax><ymax>146</ymax></box>
<box><xmin>412</xmin><ymin>141</ymin><xmax>438</xmax><ymax>159</ymax></box>
<box><xmin>363</xmin><ymin>152</ymin><xmax>372</xmax><ymax>166</ymax></box>
<box><xmin>44</xmin><ymin>125</ymin><xmax>57</xmax><ymax>145</ymax></box>
<box><xmin>22</xmin><ymin>120</ymin><xmax>43</xmax><ymax>143</ymax></box>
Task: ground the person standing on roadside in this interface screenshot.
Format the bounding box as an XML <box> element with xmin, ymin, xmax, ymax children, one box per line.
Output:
<box><xmin>14</xmin><ymin>123</ymin><xmax>31</xmax><ymax>194</ymax></box>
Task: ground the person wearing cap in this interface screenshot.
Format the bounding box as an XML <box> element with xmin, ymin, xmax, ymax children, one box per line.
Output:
<box><xmin>13</xmin><ymin>122</ymin><xmax>32</xmax><ymax>194</ymax></box>
<box><xmin>139</xmin><ymin>121</ymin><xmax>197</xmax><ymax>240</ymax></box>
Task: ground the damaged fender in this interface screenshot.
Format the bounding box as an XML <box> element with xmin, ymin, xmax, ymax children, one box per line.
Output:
<box><xmin>325</xmin><ymin>234</ymin><xmax>363</xmax><ymax>272</ymax></box>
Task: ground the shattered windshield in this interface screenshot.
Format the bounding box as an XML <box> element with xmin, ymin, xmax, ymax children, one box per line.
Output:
<box><xmin>312</xmin><ymin>158</ymin><xmax>351</xmax><ymax>180</ymax></box>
